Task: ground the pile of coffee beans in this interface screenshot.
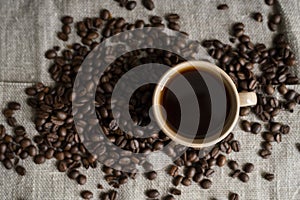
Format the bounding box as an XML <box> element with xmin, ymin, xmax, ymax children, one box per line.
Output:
<box><xmin>0</xmin><ymin>1</ymin><xmax>298</xmax><ymax>200</ymax></box>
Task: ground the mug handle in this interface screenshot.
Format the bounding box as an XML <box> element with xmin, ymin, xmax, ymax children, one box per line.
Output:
<box><xmin>238</xmin><ymin>92</ymin><xmax>257</xmax><ymax>107</ymax></box>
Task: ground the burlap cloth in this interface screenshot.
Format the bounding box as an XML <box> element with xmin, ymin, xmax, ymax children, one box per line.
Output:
<box><xmin>0</xmin><ymin>0</ymin><xmax>300</xmax><ymax>199</ymax></box>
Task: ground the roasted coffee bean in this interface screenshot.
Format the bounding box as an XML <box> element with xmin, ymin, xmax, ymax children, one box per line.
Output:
<box><xmin>263</xmin><ymin>132</ymin><xmax>275</xmax><ymax>142</ymax></box>
<box><xmin>77</xmin><ymin>174</ymin><xmax>87</xmax><ymax>185</ymax></box>
<box><xmin>217</xmin><ymin>4</ymin><xmax>229</xmax><ymax>10</ymax></box>
<box><xmin>57</xmin><ymin>160</ymin><xmax>68</xmax><ymax>172</ymax></box>
<box><xmin>68</xmin><ymin>169</ymin><xmax>80</xmax><ymax>180</ymax></box>
<box><xmin>172</xmin><ymin>175</ymin><xmax>183</xmax><ymax>186</ymax></box>
<box><xmin>45</xmin><ymin>50</ymin><xmax>57</xmax><ymax>59</ymax></box>
<box><xmin>231</xmin><ymin>170</ymin><xmax>241</xmax><ymax>178</ymax></box>
<box><xmin>295</xmin><ymin>143</ymin><xmax>300</xmax><ymax>152</ymax></box>
<box><xmin>57</xmin><ymin>32</ymin><xmax>68</xmax><ymax>41</ymax></box>
<box><xmin>7</xmin><ymin>117</ymin><xmax>17</xmax><ymax>127</ymax></box>
<box><xmin>145</xmin><ymin>171</ymin><xmax>157</xmax><ymax>180</ymax></box>
<box><xmin>216</xmin><ymin>155</ymin><xmax>226</xmax><ymax>167</ymax></box>
<box><xmin>164</xmin><ymin>195</ymin><xmax>175</xmax><ymax>200</ymax></box>
<box><xmin>100</xmin><ymin>9</ymin><xmax>111</xmax><ymax>20</ymax></box>
<box><xmin>170</xmin><ymin>188</ymin><xmax>181</xmax><ymax>196</ymax></box>
<box><xmin>274</xmin><ymin>133</ymin><xmax>282</xmax><ymax>143</ymax></box>
<box><xmin>280</xmin><ymin>125</ymin><xmax>290</xmax><ymax>134</ymax></box>
<box><xmin>259</xmin><ymin>149</ymin><xmax>272</xmax><ymax>159</ymax></box>
<box><xmin>181</xmin><ymin>177</ymin><xmax>192</xmax><ymax>186</ymax></box>
<box><xmin>142</xmin><ymin>0</ymin><xmax>155</xmax><ymax>10</ymax></box>
<box><xmin>253</xmin><ymin>12</ymin><xmax>263</xmax><ymax>22</ymax></box>
<box><xmin>240</xmin><ymin>107</ymin><xmax>251</xmax><ymax>116</ymax></box>
<box><xmin>241</xmin><ymin>120</ymin><xmax>251</xmax><ymax>132</ymax></box>
<box><xmin>15</xmin><ymin>165</ymin><xmax>26</xmax><ymax>176</ymax></box>
<box><xmin>165</xmin><ymin>14</ymin><xmax>180</xmax><ymax>23</ymax></box>
<box><xmin>0</xmin><ymin>125</ymin><xmax>5</xmax><ymax>139</ymax></box>
<box><xmin>168</xmin><ymin>22</ymin><xmax>180</xmax><ymax>31</ymax></box>
<box><xmin>3</xmin><ymin>158</ymin><xmax>13</xmax><ymax>169</ymax></box>
<box><xmin>229</xmin><ymin>192</ymin><xmax>239</xmax><ymax>200</ymax></box>
<box><xmin>14</xmin><ymin>126</ymin><xmax>26</xmax><ymax>136</ymax></box>
<box><xmin>150</xmin><ymin>16</ymin><xmax>162</xmax><ymax>24</ymax></box>
<box><xmin>251</xmin><ymin>123</ymin><xmax>262</xmax><ymax>134</ymax></box>
<box><xmin>268</xmin><ymin>22</ymin><xmax>277</xmax><ymax>32</ymax></box>
<box><xmin>146</xmin><ymin>189</ymin><xmax>160</xmax><ymax>198</ymax></box>
<box><xmin>34</xmin><ymin>155</ymin><xmax>46</xmax><ymax>164</ymax></box>
<box><xmin>285</xmin><ymin>90</ymin><xmax>297</xmax><ymax>100</ymax></box>
<box><xmin>278</xmin><ymin>84</ymin><xmax>288</xmax><ymax>95</ymax></box>
<box><xmin>231</xmin><ymin>141</ymin><xmax>240</xmax><ymax>152</ymax></box>
<box><xmin>200</xmin><ymin>179</ymin><xmax>212</xmax><ymax>189</ymax></box>
<box><xmin>270</xmin><ymin>122</ymin><xmax>281</xmax><ymax>132</ymax></box>
<box><xmin>169</xmin><ymin>165</ymin><xmax>179</xmax><ymax>177</ymax></box>
<box><xmin>243</xmin><ymin>163</ymin><xmax>254</xmax><ymax>173</ymax></box>
<box><xmin>238</xmin><ymin>172</ymin><xmax>249</xmax><ymax>182</ymax></box>
<box><xmin>8</xmin><ymin>102</ymin><xmax>21</xmax><ymax>110</ymax></box>
<box><xmin>265</xmin><ymin>0</ymin><xmax>275</xmax><ymax>6</ymax></box>
<box><xmin>81</xmin><ymin>190</ymin><xmax>93</xmax><ymax>199</ymax></box>
<box><xmin>265</xmin><ymin>85</ymin><xmax>275</xmax><ymax>95</ymax></box>
<box><xmin>262</xmin><ymin>141</ymin><xmax>272</xmax><ymax>151</ymax></box>
<box><xmin>263</xmin><ymin>173</ymin><xmax>275</xmax><ymax>181</ymax></box>
<box><xmin>126</xmin><ymin>1</ymin><xmax>137</xmax><ymax>10</ymax></box>
<box><xmin>2</xmin><ymin>109</ymin><xmax>14</xmax><ymax>118</ymax></box>
<box><xmin>62</xmin><ymin>25</ymin><xmax>71</xmax><ymax>34</ymax></box>
<box><xmin>61</xmin><ymin>16</ymin><xmax>73</xmax><ymax>24</ymax></box>
<box><xmin>271</xmin><ymin>14</ymin><xmax>281</xmax><ymax>24</ymax></box>
<box><xmin>228</xmin><ymin>160</ymin><xmax>239</xmax><ymax>170</ymax></box>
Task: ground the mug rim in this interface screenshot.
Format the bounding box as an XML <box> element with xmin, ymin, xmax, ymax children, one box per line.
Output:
<box><xmin>152</xmin><ymin>60</ymin><xmax>240</xmax><ymax>148</ymax></box>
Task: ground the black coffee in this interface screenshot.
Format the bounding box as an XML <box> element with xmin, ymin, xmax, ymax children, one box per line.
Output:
<box><xmin>159</xmin><ymin>67</ymin><xmax>231</xmax><ymax>140</ymax></box>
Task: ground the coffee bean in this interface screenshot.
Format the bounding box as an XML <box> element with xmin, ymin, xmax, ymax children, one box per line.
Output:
<box><xmin>241</xmin><ymin>120</ymin><xmax>251</xmax><ymax>132</ymax></box>
<box><xmin>170</xmin><ymin>188</ymin><xmax>181</xmax><ymax>196</ymax></box>
<box><xmin>7</xmin><ymin>117</ymin><xmax>17</xmax><ymax>127</ymax></box>
<box><xmin>274</xmin><ymin>133</ymin><xmax>282</xmax><ymax>143</ymax></box>
<box><xmin>100</xmin><ymin>9</ymin><xmax>111</xmax><ymax>20</ymax></box>
<box><xmin>217</xmin><ymin>4</ymin><xmax>229</xmax><ymax>10</ymax></box>
<box><xmin>216</xmin><ymin>155</ymin><xmax>226</xmax><ymax>167</ymax></box>
<box><xmin>243</xmin><ymin>163</ymin><xmax>254</xmax><ymax>173</ymax></box>
<box><xmin>142</xmin><ymin>0</ymin><xmax>155</xmax><ymax>10</ymax></box>
<box><xmin>262</xmin><ymin>142</ymin><xmax>272</xmax><ymax>151</ymax></box>
<box><xmin>253</xmin><ymin>12</ymin><xmax>263</xmax><ymax>22</ymax></box>
<box><xmin>229</xmin><ymin>192</ymin><xmax>239</xmax><ymax>200</ymax></box>
<box><xmin>0</xmin><ymin>125</ymin><xmax>6</xmax><ymax>139</ymax></box>
<box><xmin>231</xmin><ymin>170</ymin><xmax>241</xmax><ymax>178</ymax></box>
<box><xmin>164</xmin><ymin>195</ymin><xmax>175</xmax><ymax>200</ymax></box>
<box><xmin>265</xmin><ymin>0</ymin><xmax>275</xmax><ymax>6</ymax></box>
<box><xmin>61</xmin><ymin>16</ymin><xmax>73</xmax><ymax>24</ymax></box>
<box><xmin>268</xmin><ymin>22</ymin><xmax>277</xmax><ymax>32</ymax></box>
<box><xmin>3</xmin><ymin>158</ymin><xmax>13</xmax><ymax>169</ymax></box>
<box><xmin>57</xmin><ymin>160</ymin><xmax>67</xmax><ymax>172</ymax></box>
<box><xmin>238</xmin><ymin>172</ymin><xmax>249</xmax><ymax>182</ymax></box>
<box><xmin>168</xmin><ymin>22</ymin><xmax>180</xmax><ymax>31</ymax></box>
<box><xmin>2</xmin><ymin>109</ymin><xmax>14</xmax><ymax>118</ymax></box>
<box><xmin>263</xmin><ymin>132</ymin><xmax>275</xmax><ymax>142</ymax></box>
<box><xmin>81</xmin><ymin>190</ymin><xmax>93</xmax><ymax>199</ymax></box>
<box><xmin>145</xmin><ymin>171</ymin><xmax>157</xmax><ymax>180</ymax></box>
<box><xmin>166</xmin><ymin>14</ymin><xmax>180</xmax><ymax>23</ymax></box>
<box><xmin>259</xmin><ymin>149</ymin><xmax>272</xmax><ymax>159</ymax></box>
<box><xmin>251</xmin><ymin>123</ymin><xmax>262</xmax><ymax>134</ymax></box>
<box><xmin>271</xmin><ymin>14</ymin><xmax>281</xmax><ymax>24</ymax></box>
<box><xmin>280</xmin><ymin>125</ymin><xmax>290</xmax><ymax>134</ymax></box>
<box><xmin>126</xmin><ymin>1</ymin><xmax>137</xmax><ymax>10</ymax></box>
<box><xmin>146</xmin><ymin>189</ymin><xmax>160</xmax><ymax>198</ymax></box>
<box><xmin>278</xmin><ymin>84</ymin><xmax>288</xmax><ymax>95</ymax></box>
<box><xmin>45</xmin><ymin>50</ymin><xmax>57</xmax><ymax>59</ymax></box>
<box><xmin>240</xmin><ymin>107</ymin><xmax>251</xmax><ymax>116</ymax></box>
<box><xmin>181</xmin><ymin>177</ymin><xmax>192</xmax><ymax>186</ymax></box>
<box><xmin>265</xmin><ymin>85</ymin><xmax>275</xmax><ymax>95</ymax></box>
<box><xmin>296</xmin><ymin>143</ymin><xmax>300</xmax><ymax>152</ymax></box>
<box><xmin>34</xmin><ymin>155</ymin><xmax>46</xmax><ymax>164</ymax></box>
<box><xmin>68</xmin><ymin>169</ymin><xmax>80</xmax><ymax>180</ymax></box>
<box><xmin>57</xmin><ymin>32</ymin><xmax>68</xmax><ymax>41</ymax></box>
<box><xmin>172</xmin><ymin>175</ymin><xmax>183</xmax><ymax>186</ymax></box>
<box><xmin>14</xmin><ymin>126</ymin><xmax>26</xmax><ymax>136</ymax></box>
<box><xmin>15</xmin><ymin>165</ymin><xmax>26</xmax><ymax>176</ymax></box>
<box><xmin>77</xmin><ymin>174</ymin><xmax>87</xmax><ymax>185</ymax></box>
<box><xmin>8</xmin><ymin>102</ymin><xmax>21</xmax><ymax>110</ymax></box>
<box><xmin>270</xmin><ymin>122</ymin><xmax>281</xmax><ymax>132</ymax></box>
<box><xmin>150</xmin><ymin>16</ymin><xmax>162</xmax><ymax>24</ymax></box>
<box><xmin>169</xmin><ymin>165</ymin><xmax>179</xmax><ymax>177</ymax></box>
<box><xmin>228</xmin><ymin>160</ymin><xmax>239</xmax><ymax>170</ymax></box>
<box><xmin>200</xmin><ymin>179</ymin><xmax>212</xmax><ymax>189</ymax></box>
<box><xmin>263</xmin><ymin>173</ymin><xmax>274</xmax><ymax>181</ymax></box>
<box><xmin>231</xmin><ymin>141</ymin><xmax>240</xmax><ymax>152</ymax></box>
<box><xmin>285</xmin><ymin>90</ymin><xmax>297</xmax><ymax>100</ymax></box>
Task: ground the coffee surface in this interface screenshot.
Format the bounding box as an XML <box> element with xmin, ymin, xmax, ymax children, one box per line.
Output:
<box><xmin>160</xmin><ymin>67</ymin><xmax>230</xmax><ymax>140</ymax></box>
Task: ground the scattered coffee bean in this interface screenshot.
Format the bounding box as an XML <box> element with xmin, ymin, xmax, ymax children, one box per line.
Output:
<box><xmin>263</xmin><ymin>173</ymin><xmax>274</xmax><ymax>181</ymax></box>
<box><xmin>240</xmin><ymin>107</ymin><xmax>251</xmax><ymax>116</ymax></box>
<box><xmin>33</xmin><ymin>155</ymin><xmax>46</xmax><ymax>164</ymax></box>
<box><xmin>253</xmin><ymin>12</ymin><xmax>263</xmax><ymax>22</ymax></box>
<box><xmin>238</xmin><ymin>172</ymin><xmax>249</xmax><ymax>182</ymax></box>
<box><xmin>79</xmin><ymin>190</ymin><xmax>93</xmax><ymax>199</ymax></box>
<box><xmin>259</xmin><ymin>149</ymin><xmax>272</xmax><ymax>159</ymax></box>
<box><xmin>181</xmin><ymin>177</ymin><xmax>192</xmax><ymax>186</ymax></box>
<box><xmin>263</xmin><ymin>132</ymin><xmax>275</xmax><ymax>142</ymax></box>
<box><xmin>243</xmin><ymin>163</ymin><xmax>254</xmax><ymax>173</ymax></box>
<box><xmin>262</xmin><ymin>141</ymin><xmax>272</xmax><ymax>151</ymax></box>
<box><xmin>3</xmin><ymin>159</ymin><xmax>13</xmax><ymax>169</ymax></box>
<box><xmin>217</xmin><ymin>4</ymin><xmax>229</xmax><ymax>10</ymax></box>
<box><xmin>265</xmin><ymin>0</ymin><xmax>275</xmax><ymax>6</ymax></box>
<box><xmin>231</xmin><ymin>140</ymin><xmax>240</xmax><ymax>152</ymax></box>
<box><xmin>231</xmin><ymin>170</ymin><xmax>241</xmax><ymax>178</ymax></box>
<box><xmin>280</xmin><ymin>125</ymin><xmax>290</xmax><ymax>134</ymax></box>
<box><xmin>57</xmin><ymin>32</ymin><xmax>68</xmax><ymax>41</ymax></box>
<box><xmin>295</xmin><ymin>143</ymin><xmax>300</xmax><ymax>152</ymax></box>
<box><xmin>170</xmin><ymin>188</ymin><xmax>181</xmax><ymax>196</ymax></box>
<box><xmin>228</xmin><ymin>160</ymin><xmax>239</xmax><ymax>171</ymax></box>
<box><xmin>142</xmin><ymin>0</ymin><xmax>155</xmax><ymax>10</ymax></box>
<box><xmin>77</xmin><ymin>174</ymin><xmax>87</xmax><ymax>185</ymax></box>
<box><xmin>200</xmin><ymin>179</ymin><xmax>212</xmax><ymax>189</ymax></box>
<box><xmin>15</xmin><ymin>165</ymin><xmax>26</xmax><ymax>176</ymax></box>
<box><xmin>164</xmin><ymin>195</ymin><xmax>175</xmax><ymax>200</ymax></box>
<box><xmin>251</xmin><ymin>122</ymin><xmax>262</xmax><ymax>134</ymax></box>
<box><xmin>146</xmin><ymin>189</ymin><xmax>160</xmax><ymax>198</ymax></box>
<box><xmin>270</xmin><ymin>14</ymin><xmax>281</xmax><ymax>24</ymax></box>
<box><xmin>216</xmin><ymin>155</ymin><xmax>226</xmax><ymax>167</ymax></box>
<box><xmin>172</xmin><ymin>175</ymin><xmax>183</xmax><ymax>186</ymax></box>
<box><xmin>145</xmin><ymin>171</ymin><xmax>157</xmax><ymax>180</ymax></box>
<box><xmin>241</xmin><ymin>120</ymin><xmax>251</xmax><ymax>132</ymax></box>
<box><xmin>61</xmin><ymin>16</ymin><xmax>74</xmax><ymax>24</ymax></box>
<box><xmin>126</xmin><ymin>1</ymin><xmax>137</xmax><ymax>10</ymax></box>
<box><xmin>229</xmin><ymin>192</ymin><xmax>239</xmax><ymax>200</ymax></box>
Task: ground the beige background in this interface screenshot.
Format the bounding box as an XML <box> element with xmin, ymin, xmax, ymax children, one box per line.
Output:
<box><xmin>0</xmin><ymin>0</ymin><xmax>300</xmax><ymax>199</ymax></box>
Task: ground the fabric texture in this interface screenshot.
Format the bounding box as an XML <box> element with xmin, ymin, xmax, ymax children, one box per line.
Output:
<box><xmin>0</xmin><ymin>0</ymin><xmax>300</xmax><ymax>199</ymax></box>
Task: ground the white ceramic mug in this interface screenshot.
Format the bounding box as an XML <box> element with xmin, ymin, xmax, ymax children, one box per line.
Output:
<box><xmin>153</xmin><ymin>61</ymin><xmax>257</xmax><ymax>148</ymax></box>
